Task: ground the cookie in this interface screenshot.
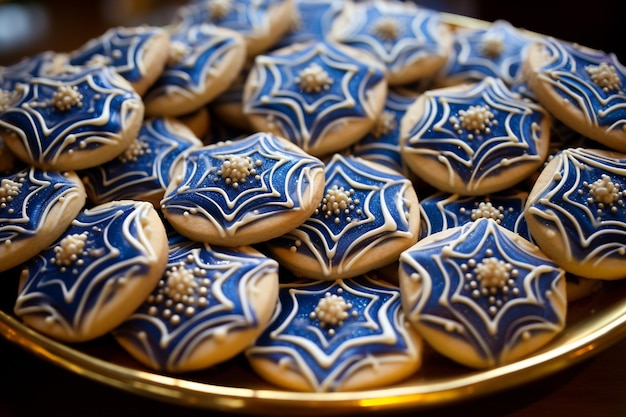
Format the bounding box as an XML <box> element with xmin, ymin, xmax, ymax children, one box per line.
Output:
<box><xmin>113</xmin><ymin>235</ymin><xmax>279</xmax><ymax>373</ymax></box>
<box><xmin>524</xmin><ymin>37</ymin><xmax>626</xmax><ymax>152</ymax></box>
<box><xmin>246</xmin><ymin>275</ymin><xmax>423</xmax><ymax>392</ymax></box>
<box><xmin>173</xmin><ymin>0</ymin><xmax>296</xmax><ymax>58</ymax></box>
<box><xmin>143</xmin><ymin>24</ymin><xmax>246</xmax><ymax>117</ymax></box>
<box><xmin>351</xmin><ymin>87</ymin><xmax>421</xmax><ymax>176</ymax></box>
<box><xmin>176</xmin><ymin>106</ymin><xmax>211</xmax><ymax>140</ymax></box>
<box><xmin>565</xmin><ymin>273</ymin><xmax>603</xmax><ymax>302</ymax></box>
<box><xmin>436</xmin><ymin>20</ymin><xmax>537</xmax><ymax>95</ymax></box>
<box><xmin>329</xmin><ymin>0</ymin><xmax>452</xmax><ymax>86</ymax></box>
<box><xmin>272</xmin><ymin>0</ymin><xmax>344</xmax><ymax>50</ymax></box>
<box><xmin>68</xmin><ymin>25</ymin><xmax>170</xmax><ymax>96</ymax></box>
<box><xmin>399</xmin><ymin>218</ymin><xmax>567</xmax><ymax>369</ymax></box>
<box><xmin>208</xmin><ymin>59</ymin><xmax>255</xmax><ymax>132</ymax></box>
<box><xmin>80</xmin><ymin>117</ymin><xmax>203</xmax><ymax>206</ymax></box>
<box><xmin>418</xmin><ymin>189</ymin><xmax>532</xmax><ymax>241</ymax></box>
<box><xmin>161</xmin><ymin>132</ymin><xmax>325</xmax><ymax>246</ymax></box>
<box><xmin>525</xmin><ymin>147</ymin><xmax>626</xmax><ymax>280</ymax></box>
<box><xmin>0</xmin><ymin>167</ymin><xmax>86</xmax><ymax>272</ymax></box>
<box><xmin>0</xmin><ymin>66</ymin><xmax>144</xmax><ymax>171</ymax></box>
<box><xmin>243</xmin><ymin>41</ymin><xmax>387</xmax><ymax>157</ymax></box>
<box><xmin>0</xmin><ymin>136</ymin><xmax>22</xmax><ymax>174</ymax></box>
<box><xmin>267</xmin><ymin>154</ymin><xmax>420</xmax><ymax>280</ymax></box>
<box><xmin>401</xmin><ymin>76</ymin><xmax>551</xmax><ymax>195</ymax></box>
<box><xmin>14</xmin><ymin>200</ymin><xmax>168</xmax><ymax>342</ymax></box>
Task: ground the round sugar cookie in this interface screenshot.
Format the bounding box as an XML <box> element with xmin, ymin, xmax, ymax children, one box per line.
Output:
<box><xmin>68</xmin><ymin>25</ymin><xmax>170</xmax><ymax>96</ymax></box>
<box><xmin>399</xmin><ymin>218</ymin><xmax>567</xmax><ymax>369</ymax></box>
<box><xmin>173</xmin><ymin>0</ymin><xmax>296</xmax><ymax>58</ymax></box>
<box><xmin>81</xmin><ymin>117</ymin><xmax>203</xmax><ymax>206</ymax></box>
<box><xmin>401</xmin><ymin>76</ymin><xmax>551</xmax><ymax>195</ymax></box>
<box><xmin>267</xmin><ymin>153</ymin><xmax>420</xmax><ymax>280</ymax></box>
<box><xmin>524</xmin><ymin>37</ymin><xmax>626</xmax><ymax>152</ymax></box>
<box><xmin>0</xmin><ymin>66</ymin><xmax>144</xmax><ymax>171</ymax></box>
<box><xmin>13</xmin><ymin>200</ymin><xmax>168</xmax><ymax>343</ymax></box>
<box><xmin>113</xmin><ymin>235</ymin><xmax>279</xmax><ymax>373</ymax></box>
<box><xmin>0</xmin><ymin>167</ymin><xmax>86</xmax><ymax>272</ymax></box>
<box><xmin>525</xmin><ymin>147</ymin><xmax>626</xmax><ymax>280</ymax></box>
<box><xmin>329</xmin><ymin>0</ymin><xmax>452</xmax><ymax>86</ymax></box>
<box><xmin>161</xmin><ymin>132</ymin><xmax>325</xmax><ymax>246</ymax></box>
<box><xmin>242</xmin><ymin>40</ymin><xmax>387</xmax><ymax>157</ymax></box>
<box><xmin>246</xmin><ymin>275</ymin><xmax>423</xmax><ymax>392</ymax></box>
<box><xmin>143</xmin><ymin>24</ymin><xmax>246</xmax><ymax>117</ymax></box>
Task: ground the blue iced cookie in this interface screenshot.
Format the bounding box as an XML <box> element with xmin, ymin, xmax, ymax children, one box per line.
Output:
<box><xmin>267</xmin><ymin>153</ymin><xmax>420</xmax><ymax>280</ymax></box>
<box><xmin>0</xmin><ymin>167</ymin><xmax>85</xmax><ymax>272</ymax></box>
<box><xmin>113</xmin><ymin>234</ymin><xmax>279</xmax><ymax>373</ymax></box>
<box><xmin>401</xmin><ymin>76</ymin><xmax>551</xmax><ymax>195</ymax></box>
<box><xmin>14</xmin><ymin>200</ymin><xmax>168</xmax><ymax>342</ymax></box>
<box><xmin>399</xmin><ymin>218</ymin><xmax>567</xmax><ymax>369</ymax></box>
<box><xmin>161</xmin><ymin>132</ymin><xmax>325</xmax><ymax>246</ymax></box>
<box><xmin>143</xmin><ymin>24</ymin><xmax>246</xmax><ymax>117</ymax></box>
<box><xmin>246</xmin><ymin>275</ymin><xmax>423</xmax><ymax>392</ymax></box>
<box><xmin>525</xmin><ymin>147</ymin><xmax>626</xmax><ymax>279</ymax></box>
<box><xmin>524</xmin><ymin>37</ymin><xmax>626</xmax><ymax>152</ymax></box>
<box><xmin>81</xmin><ymin>117</ymin><xmax>203</xmax><ymax>206</ymax></box>
<box><xmin>0</xmin><ymin>65</ymin><xmax>144</xmax><ymax>171</ymax></box>
<box><xmin>69</xmin><ymin>25</ymin><xmax>170</xmax><ymax>96</ymax></box>
<box><xmin>243</xmin><ymin>40</ymin><xmax>387</xmax><ymax>157</ymax></box>
<box><xmin>272</xmin><ymin>0</ymin><xmax>343</xmax><ymax>50</ymax></box>
<box><xmin>329</xmin><ymin>0</ymin><xmax>452</xmax><ymax>86</ymax></box>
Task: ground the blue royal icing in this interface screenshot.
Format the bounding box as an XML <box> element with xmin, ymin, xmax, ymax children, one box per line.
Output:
<box><xmin>80</xmin><ymin>117</ymin><xmax>202</xmax><ymax>204</ymax></box>
<box><xmin>526</xmin><ymin>147</ymin><xmax>626</xmax><ymax>265</ymax></box>
<box><xmin>0</xmin><ymin>167</ymin><xmax>83</xmax><ymax>243</ymax></box>
<box><xmin>399</xmin><ymin>218</ymin><xmax>566</xmax><ymax>367</ymax></box>
<box><xmin>246</xmin><ymin>275</ymin><xmax>420</xmax><ymax>392</ymax></box>
<box><xmin>14</xmin><ymin>201</ymin><xmax>162</xmax><ymax>339</ymax></box>
<box><xmin>0</xmin><ymin>66</ymin><xmax>142</xmax><ymax>168</ymax></box>
<box><xmin>243</xmin><ymin>41</ymin><xmax>385</xmax><ymax>154</ymax></box>
<box><xmin>69</xmin><ymin>26</ymin><xmax>166</xmax><ymax>89</ymax></box>
<box><xmin>272</xmin><ymin>154</ymin><xmax>415</xmax><ymax>277</ymax></box>
<box><xmin>161</xmin><ymin>132</ymin><xmax>324</xmax><ymax>238</ymax></box>
<box><xmin>533</xmin><ymin>38</ymin><xmax>626</xmax><ymax>134</ymax></box>
<box><xmin>419</xmin><ymin>189</ymin><xmax>531</xmax><ymax>241</ymax></box>
<box><xmin>272</xmin><ymin>0</ymin><xmax>343</xmax><ymax>50</ymax></box>
<box><xmin>402</xmin><ymin>77</ymin><xmax>548</xmax><ymax>193</ymax></box>
<box><xmin>113</xmin><ymin>236</ymin><xmax>278</xmax><ymax>372</ymax></box>
<box><xmin>330</xmin><ymin>1</ymin><xmax>447</xmax><ymax>81</ymax></box>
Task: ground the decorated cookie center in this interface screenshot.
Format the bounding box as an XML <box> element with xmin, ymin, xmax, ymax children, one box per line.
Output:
<box><xmin>52</xmin><ymin>84</ymin><xmax>83</xmax><ymax>111</ymax></box>
<box><xmin>480</xmin><ymin>36</ymin><xmax>504</xmax><ymax>58</ymax></box>
<box><xmin>0</xmin><ymin>89</ymin><xmax>14</xmax><ymax>112</ymax></box>
<box><xmin>168</xmin><ymin>41</ymin><xmax>190</xmax><ymax>66</ymax></box>
<box><xmin>371</xmin><ymin>17</ymin><xmax>401</xmax><ymax>41</ymax></box>
<box><xmin>372</xmin><ymin>110</ymin><xmax>397</xmax><ymax>138</ymax></box>
<box><xmin>217</xmin><ymin>154</ymin><xmax>263</xmax><ymax>188</ymax></box>
<box><xmin>52</xmin><ymin>232</ymin><xmax>89</xmax><ymax>268</ymax></box>
<box><xmin>474</xmin><ymin>257</ymin><xmax>512</xmax><ymax>290</ymax></box>
<box><xmin>470</xmin><ymin>201</ymin><xmax>505</xmax><ymax>223</ymax></box>
<box><xmin>316</xmin><ymin>185</ymin><xmax>362</xmax><ymax>224</ymax></box>
<box><xmin>0</xmin><ymin>178</ymin><xmax>22</xmax><ymax>207</ymax></box>
<box><xmin>309</xmin><ymin>290</ymin><xmax>358</xmax><ymax>336</ymax></box>
<box><xmin>451</xmin><ymin>104</ymin><xmax>496</xmax><ymax>136</ymax></box>
<box><xmin>208</xmin><ymin>0</ymin><xmax>233</xmax><ymax>20</ymax></box>
<box><xmin>295</xmin><ymin>63</ymin><xmax>334</xmax><ymax>93</ymax></box>
<box><xmin>583</xmin><ymin>174</ymin><xmax>625</xmax><ymax>211</ymax></box>
<box><xmin>585</xmin><ymin>62</ymin><xmax>622</xmax><ymax>92</ymax></box>
<box><xmin>119</xmin><ymin>139</ymin><xmax>150</xmax><ymax>163</ymax></box>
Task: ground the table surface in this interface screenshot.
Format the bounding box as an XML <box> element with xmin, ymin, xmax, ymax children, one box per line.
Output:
<box><xmin>1</xmin><ymin>334</ymin><xmax>625</xmax><ymax>417</ymax></box>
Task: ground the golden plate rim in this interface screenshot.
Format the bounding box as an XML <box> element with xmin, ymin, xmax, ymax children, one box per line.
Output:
<box><xmin>2</xmin><ymin>11</ymin><xmax>626</xmax><ymax>416</ymax></box>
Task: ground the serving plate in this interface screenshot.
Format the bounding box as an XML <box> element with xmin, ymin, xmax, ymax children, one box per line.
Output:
<box><xmin>2</xmin><ymin>11</ymin><xmax>626</xmax><ymax>416</ymax></box>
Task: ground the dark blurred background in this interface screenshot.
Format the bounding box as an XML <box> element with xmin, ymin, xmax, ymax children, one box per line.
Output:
<box><xmin>0</xmin><ymin>0</ymin><xmax>625</xmax><ymax>65</ymax></box>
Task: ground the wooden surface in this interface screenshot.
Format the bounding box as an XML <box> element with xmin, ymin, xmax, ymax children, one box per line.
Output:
<box><xmin>1</xmin><ymin>334</ymin><xmax>625</xmax><ymax>417</ymax></box>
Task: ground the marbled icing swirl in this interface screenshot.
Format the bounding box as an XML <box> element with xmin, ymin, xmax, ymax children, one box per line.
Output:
<box><xmin>81</xmin><ymin>117</ymin><xmax>202</xmax><ymax>204</ymax></box>
<box><xmin>14</xmin><ymin>201</ymin><xmax>163</xmax><ymax>340</ymax></box>
<box><xmin>143</xmin><ymin>24</ymin><xmax>241</xmax><ymax>104</ymax></box>
<box><xmin>526</xmin><ymin>147</ymin><xmax>626</xmax><ymax>266</ymax></box>
<box><xmin>419</xmin><ymin>189</ymin><xmax>531</xmax><ymax>241</ymax></box>
<box><xmin>330</xmin><ymin>1</ymin><xmax>446</xmax><ymax>78</ymax></box>
<box><xmin>69</xmin><ymin>26</ymin><xmax>166</xmax><ymax>87</ymax></box>
<box><xmin>161</xmin><ymin>132</ymin><xmax>323</xmax><ymax>238</ymax></box>
<box><xmin>113</xmin><ymin>236</ymin><xmax>278</xmax><ymax>372</ymax></box>
<box><xmin>272</xmin><ymin>154</ymin><xmax>415</xmax><ymax>277</ymax></box>
<box><xmin>246</xmin><ymin>275</ymin><xmax>420</xmax><ymax>392</ymax></box>
<box><xmin>402</xmin><ymin>77</ymin><xmax>548</xmax><ymax>192</ymax></box>
<box><xmin>533</xmin><ymin>38</ymin><xmax>626</xmax><ymax>133</ymax></box>
<box><xmin>352</xmin><ymin>88</ymin><xmax>420</xmax><ymax>174</ymax></box>
<box><xmin>0</xmin><ymin>167</ymin><xmax>83</xmax><ymax>245</ymax></box>
<box><xmin>400</xmin><ymin>218</ymin><xmax>566</xmax><ymax>368</ymax></box>
<box><xmin>0</xmin><ymin>66</ymin><xmax>142</xmax><ymax>168</ymax></box>
<box><xmin>243</xmin><ymin>41</ymin><xmax>385</xmax><ymax>153</ymax></box>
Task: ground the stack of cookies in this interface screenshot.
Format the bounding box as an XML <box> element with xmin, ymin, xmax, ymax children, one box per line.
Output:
<box><xmin>1</xmin><ymin>0</ymin><xmax>624</xmax><ymax>393</ymax></box>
